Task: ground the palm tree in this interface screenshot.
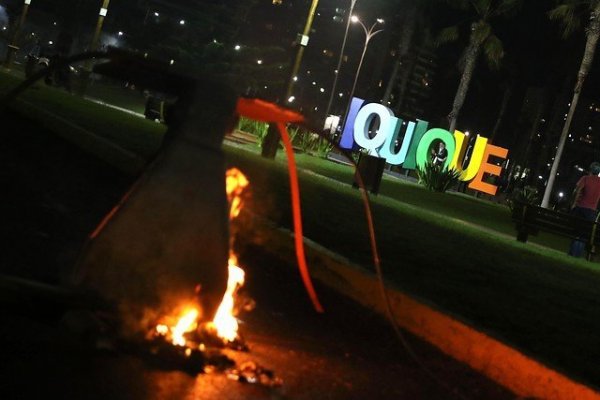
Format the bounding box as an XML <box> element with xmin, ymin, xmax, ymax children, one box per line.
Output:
<box><xmin>541</xmin><ymin>0</ymin><xmax>600</xmax><ymax>208</ymax></box>
<box><xmin>437</xmin><ymin>0</ymin><xmax>521</xmax><ymax>134</ymax></box>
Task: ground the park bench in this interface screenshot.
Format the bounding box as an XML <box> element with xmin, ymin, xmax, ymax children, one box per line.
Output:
<box><xmin>511</xmin><ymin>201</ymin><xmax>600</xmax><ymax>261</ymax></box>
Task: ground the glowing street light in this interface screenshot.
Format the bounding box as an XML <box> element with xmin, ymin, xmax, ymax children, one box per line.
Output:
<box><xmin>234</xmin><ymin>44</ymin><xmax>241</xmax><ymax>51</ymax></box>
<box><xmin>179</xmin><ymin>19</ymin><xmax>186</xmax><ymax>25</ymax></box>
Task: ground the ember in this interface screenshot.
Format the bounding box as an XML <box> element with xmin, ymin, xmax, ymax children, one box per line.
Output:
<box><xmin>226</xmin><ymin>361</ymin><xmax>283</xmax><ymax>387</ymax></box>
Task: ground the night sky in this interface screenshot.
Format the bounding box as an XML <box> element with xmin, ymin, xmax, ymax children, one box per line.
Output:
<box><xmin>1</xmin><ymin>0</ymin><xmax>599</xmax><ymax>152</ymax></box>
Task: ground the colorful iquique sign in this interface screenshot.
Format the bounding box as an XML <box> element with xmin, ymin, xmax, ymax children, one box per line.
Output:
<box><xmin>339</xmin><ymin>97</ymin><xmax>509</xmax><ymax>196</ymax></box>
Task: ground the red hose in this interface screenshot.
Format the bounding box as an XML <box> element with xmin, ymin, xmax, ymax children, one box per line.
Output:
<box><xmin>276</xmin><ymin>122</ymin><xmax>324</xmax><ymax>313</ymax></box>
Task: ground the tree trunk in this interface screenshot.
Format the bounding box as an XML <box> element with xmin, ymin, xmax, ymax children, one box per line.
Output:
<box><xmin>382</xmin><ymin>5</ymin><xmax>418</xmax><ymax>105</ymax></box>
<box><xmin>489</xmin><ymin>81</ymin><xmax>513</xmax><ymax>143</ymax></box>
<box><xmin>448</xmin><ymin>24</ymin><xmax>482</xmax><ymax>134</ymax></box>
<box><xmin>541</xmin><ymin>3</ymin><xmax>600</xmax><ymax>208</ymax></box>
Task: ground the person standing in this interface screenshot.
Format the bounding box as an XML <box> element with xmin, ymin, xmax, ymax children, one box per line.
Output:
<box><xmin>568</xmin><ymin>162</ymin><xmax>600</xmax><ymax>257</ymax></box>
<box><xmin>431</xmin><ymin>142</ymin><xmax>448</xmax><ymax>168</ymax></box>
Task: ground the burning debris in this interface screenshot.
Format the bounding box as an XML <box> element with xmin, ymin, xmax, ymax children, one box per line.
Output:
<box><xmin>226</xmin><ymin>361</ymin><xmax>283</xmax><ymax>387</ymax></box>
<box><xmin>133</xmin><ymin>168</ymin><xmax>280</xmax><ymax>387</ymax></box>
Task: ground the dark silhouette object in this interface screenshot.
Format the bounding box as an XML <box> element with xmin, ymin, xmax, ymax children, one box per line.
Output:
<box><xmin>568</xmin><ymin>162</ymin><xmax>600</xmax><ymax>257</ymax></box>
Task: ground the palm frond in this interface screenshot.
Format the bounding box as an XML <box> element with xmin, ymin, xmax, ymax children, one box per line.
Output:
<box><xmin>445</xmin><ymin>0</ymin><xmax>470</xmax><ymax>11</ymax></box>
<box><xmin>483</xmin><ymin>34</ymin><xmax>504</xmax><ymax>69</ymax></box>
<box><xmin>471</xmin><ymin>0</ymin><xmax>492</xmax><ymax>16</ymax></box>
<box><xmin>472</xmin><ymin>20</ymin><xmax>492</xmax><ymax>44</ymax></box>
<box><xmin>492</xmin><ymin>0</ymin><xmax>523</xmax><ymax>17</ymax></box>
<box><xmin>436</xmin><ymin>25</ymin><xmax>460</xmax><ymax>46</ymax></box>
<box><xmin>549</xmin><ymin>3</ymin><xmax>582</xmax><ymax>37</ymax></box>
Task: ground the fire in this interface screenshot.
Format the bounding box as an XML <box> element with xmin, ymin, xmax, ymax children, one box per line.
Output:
<box><xmin>153</xmin><ymin>168</ymin><xmax>249</xmax><ymax>346</ymax></box>
<box><xmin>155</xmin><ymin>307</ymin><xmax>199</xmax><ymax>347</ymax></box>
<box><xmin>226</xmin><ymin>168</ymin><xmax>249</xmax><ymax>219</ymax></box>
<box><xmin>212</xmin><ymin>168</ymin><xmax>250</xmax><ymax>342</ymax></box>
<box><xmin>212</xmin><ymin>256</ymin><xmax>246</xmax><ymax>342</ymax></box>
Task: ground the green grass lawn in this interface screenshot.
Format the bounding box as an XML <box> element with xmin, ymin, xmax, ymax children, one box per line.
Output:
<box><xmin>2</xmin><ymin>70</ymin><xmax>600</xmax><ymax>387</ymax></box>
<box><xmin>85</xmin><ymin>79</ymin><xmax>148</xmax><ymax>115</ymax></box>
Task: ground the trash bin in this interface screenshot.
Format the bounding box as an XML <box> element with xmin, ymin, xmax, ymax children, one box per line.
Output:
<box><xmin>144</xmin><ymin>94</ymin><xmax>165</xmax><ymax>122</ymax></box>
<box><xmin>352</xmin><ymin>152</ymin><xmax>386</xmax><ymax>194</ymax></box>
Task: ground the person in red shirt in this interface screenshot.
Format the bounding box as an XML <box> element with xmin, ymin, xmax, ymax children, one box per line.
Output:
<box><xmin>568</xmin><ymin>162</ymin><xmax>600</xmax><ymax>257</ymax></box>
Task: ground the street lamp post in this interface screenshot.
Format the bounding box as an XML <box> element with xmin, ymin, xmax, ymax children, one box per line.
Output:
<box><xmin>323</xmin><ymin>0</ymin><xmax>358</xmax><ymax>122</ymax></box>
<box><xmin>346</xmin><ymin>16</ymin><xmax>384</xmax><ymax>109</ymax></box>
<box><xmin>285</xmin><ymin>0</ymin><xmax>320</xmax><ymax>99</ymax></box>
<box><xmin>3</xmin><ymin>0</ymin><xmax>32</xmax><ymax>69</ymax></box>
<box><xmin>90</xmin><ymin>0</ymin><xmax>111</xmax><ymax>53</ymax></box>
<box><xmin>78</xmin><ymin>0</ymin><xmax>110</xmax><ymax>95</ymax></box>
<box><xmin>261</xmin><ymin>0</ymin><xmax>320</xmax><ymax>159</ymax></box>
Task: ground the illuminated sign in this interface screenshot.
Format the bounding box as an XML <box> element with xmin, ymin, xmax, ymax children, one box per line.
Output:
<box><xmin>340</xmin><ymin>98</ymin><xmax>509</xmax><ymax>196</ymax></box>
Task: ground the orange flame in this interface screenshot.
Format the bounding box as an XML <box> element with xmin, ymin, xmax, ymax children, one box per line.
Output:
<box><xmin>226</xmin><ymin>168</ymin><xmax>249</xmax><ymax>220</ymax></box>
<box><xmin>212</xmin><ymin>256</ymin><xmax>246</xmax><ymax>342</ymax></box>
<box><xmin>211</xmin><ymin>168</ymin><xmax>250</xmax><ymax>342</ymax></box>
<box><xmin>155</xmin><ymin>307</ymin><xmax>199</xmax><ymax>347</ymax></box>
<box><xmin>154</xmin><ymin>168</ymin><xmax>250</xmax><ymax>346</ymax></box>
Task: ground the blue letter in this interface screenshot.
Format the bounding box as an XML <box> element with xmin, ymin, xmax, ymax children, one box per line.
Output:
<box><xmin>339</xmin><ymin>97</ymin><xmax>366</xmax><ymax>150</ymax></box>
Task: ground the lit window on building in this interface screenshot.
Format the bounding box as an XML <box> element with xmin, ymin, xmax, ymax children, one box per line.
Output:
<box><xmin>580</xmin><ymin>134</ymin><xmax>593</xmax><ymax>145</ymax></box>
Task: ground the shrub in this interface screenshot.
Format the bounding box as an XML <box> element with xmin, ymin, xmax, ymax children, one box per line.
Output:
<box><xmin>237</xmin><ymin>117</ymin><xmax>269</xmax><ymax>147</ymax></box>
<box><xmin>416</xmin><ymin>162</ymin><xmax>461</xmax><ymax>193</ymax></box>
<box><xmin>507</xmin><ymin>185</ymin><xmax>539</xmax><ymax>211</ymax></box>
<box><xmin>291</xmin><ymin>127</ymin><xmax>332</xmax><ymax>158</ymax></box>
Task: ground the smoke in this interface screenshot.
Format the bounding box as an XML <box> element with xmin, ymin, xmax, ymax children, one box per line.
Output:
<box><xmin>0</xmin><ymin>5</ymin><xmax>9</xmax><ymax>30</ymax></box>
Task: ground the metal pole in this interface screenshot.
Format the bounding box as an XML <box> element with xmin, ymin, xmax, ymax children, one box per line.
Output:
<box><xmin>3</xmin><ymin>0</ymin><xmax>31</xmax><ymax>68</ymax></box>
<box><xmin>324</xmin><ymin>0</ymin><xmax>357</xmax><ymax>120</ymax></box>
<box><xmin>78</xmin><ymin>0</ymin><xmax>110</xmax><ymax>94</ymax></box>
<box><xmin>342</xmin><ymin>20</ymin><xmax>383</xmax><ymax>126</ymax></box>
<box><xmin>90</xmin><ymin>0</ymin><xmax>111</xmax><ymax>53</ymax></box>
<box><xmin>262</xmin><ymin>0</ymin><xmax>320</xmax><ymax>159</ymax></box>
<box><xmin>285</xmin><ymin>0</ymin><xmax>320</xmax><ymax>99</ymax></box>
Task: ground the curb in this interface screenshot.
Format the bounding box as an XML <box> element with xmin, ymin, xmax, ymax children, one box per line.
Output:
<box><xmin>238</xmin><ymin>213</ymin><xmax>600</xmax><ymax>400</ymax></box>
